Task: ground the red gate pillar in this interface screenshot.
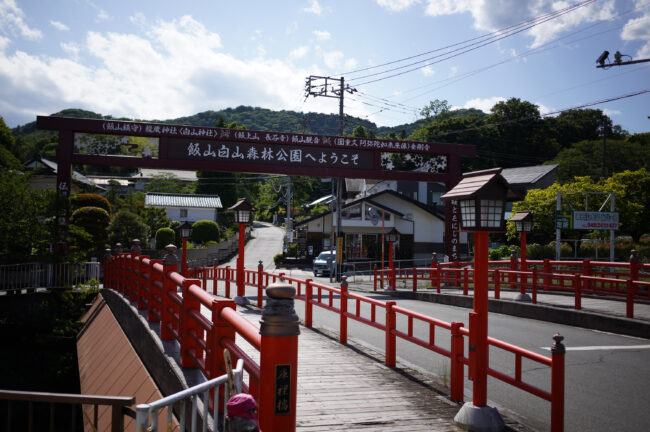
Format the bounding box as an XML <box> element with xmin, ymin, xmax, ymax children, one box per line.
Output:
<box><xmin>259</xmin><ymin>282</ymin><xmax>300</xmax><ymax>432</ymax></box>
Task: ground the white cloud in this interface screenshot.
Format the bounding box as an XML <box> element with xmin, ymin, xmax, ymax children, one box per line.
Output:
<box><xmin>50</xmin><ymin>20</ymin><xmax>69</xmax><ymax>31</ymax></box>
<box><xmin>289</xmin><ymin>45</ymin><xmax>309</xmax><ymax>60</ymax></box>
<box><xmin>621</xmin><ymin>12</ymin><xmax>650</xmax><ymax>58</ymax></box>
<box><xmin>302</xmin><ymin>0</ymin><xmax>323</xmax><ymax>15</ymax></box>
<box><xmin>0</xmin><ymin>35</ymin><xmax>9</xmax><ymax>51</ymax></box>
<box><xmin>0</xmin><ymin>15</ymin><xmax>320</xmax><ymax>123</ymax></box>
<box><xmin>61</xmin><ymin>42</ymin><xmax>79</xmax><ymax>60</ymax></box>
<box><xmin>463</xmin><ymin>96</ymin><xmax>506</xmax><ymax>113</ymax></box>
<box><xmin>421</xmin><ymin>65</ymin><xmax>434</xmax><ymax>76</ymax></box>
<box><xmin>313</xmin><ymin>30</ymin><xmax>331</xmax><ymax>41</ymax></box>
<box><xmin>603</xmin><ymin>108</ymin><xmax>622</xmax><ymax>117</ymax></box>
<box><xmin>0</xmin><ymin>0</ymin><xmax>42</xmax><ymax>40</ymax></box>
<box><xmin>423</xmin><ymin>0</ymin><xmax>616</xmax><ymax>48</ymax></box>
<box><xmin>97</xmin><ymin>9</ymin><xmax>109</xmax><ymax>21</ymax></box>
<box><xmin>323</xmin><ymin>50</ymin><xmax>344</xmax><ymax>69</ymax></box>
<box><xmin>376</xmin><ymin>0</ymin><xmax>420</xmax><ymax>12</ymax></box>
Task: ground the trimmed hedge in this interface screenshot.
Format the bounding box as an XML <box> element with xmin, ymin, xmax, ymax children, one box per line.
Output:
<box><xmin>190</xmin><ymin>220</ymin><xmax>220</xmax><ymax>244</ymax></box>
<box><xmin>155</xmin><ymin>227</ymin><xmax>175</xmax><ymax>250</ymax></box>
<box><xmin>70</xmin><ymin>193</ymin><xmax>111</xmax><ymax>213</ymax></box>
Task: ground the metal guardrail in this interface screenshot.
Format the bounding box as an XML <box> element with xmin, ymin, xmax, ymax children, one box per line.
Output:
<box><xmin>135</xmin><ymin>359</ymin><xmax>244</xmax><ymax>432</ymax></box>
<box><xmin>0</xmin><ymin>262</ymin><xmax>101</xmax><ymax>292</ymax></box>
<box><xmin>0</xmin><ymin>389</ymin><xmax>134</xmax><ymax>432</ymax></box>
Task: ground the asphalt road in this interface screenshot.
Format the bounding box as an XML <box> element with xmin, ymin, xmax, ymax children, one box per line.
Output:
<box><xmin>231</xmin><ymin>223</ymin><xmax>650</xmax><ymax>431</ymax></box>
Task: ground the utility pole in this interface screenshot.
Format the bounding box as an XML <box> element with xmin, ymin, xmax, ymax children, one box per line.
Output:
<box><xmin>601</xmin><ymin>118</ymin><xmax>607</xmax><ymax>178</ymax></box>
<box><xmin>596</xmin><ymin>50</ymin><xmax>650</xmax><ymax>68</ymax></box>
<box><xmin>305</xmin><ymin>75</ymin><xmax>357</xmax><ymax>281</ymax></box>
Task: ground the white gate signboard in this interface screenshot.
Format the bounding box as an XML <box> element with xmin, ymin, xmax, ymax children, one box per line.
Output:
<box><xmin>573</xmin><ymin>211</ymin><xmax>619</xmax><ymax>230</ymax></box>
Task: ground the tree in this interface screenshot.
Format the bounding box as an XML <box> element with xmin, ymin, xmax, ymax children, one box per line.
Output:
<box><xmin>190</xmin><ymin>220</ymin><xmax>220</xmax><ymax>244</ymax></box>
<box><xmin>602</xmin><ymin>169</ymin><xmax>650</xmax><ymax>242</ymax></box>
<box><xmin>551</xmin><ymin>134</ymin><xmax>650</xmax><ymax>182</ymax></box>
<box><xmin>0</xmin><ymin>170</ymin><xmax>53</xmax><ymax>263</ymax></box>
<box><xmin>140</xmin><ymin>207</ymin><xmax>172</xmax><ymax>239</ymax></box>
<box><xmin>144</xmin><ymin>173</ymin><xmax>194</xmax><ymax>194</ymax></box>
<box><xmin>70</xmin><ymin>193</ymin><xmax>111</xmax><ymax>213</ymax></box>
<box><xmin>107</xmin><ymin>210</ymin><xmax>150</xmax><ymax>248</ymax></box>
<box><xmin>0</xmin><ymin>117</ymin><xmax>22</xmax><ymax>170</ymax></box>
<box><xmin>70</xmin><ymin>206</ymin><xmax>110</xmax><ymax>248</ymax></box>
<box><xmin>155</xmin><ymin>227</ymin><xmax>175</xmax><ymax>249</ymax></box>
<box><xmin>420</xmin><ymin>99</ymin><xmax>451</xmax><ymax>120</ymax></box>
<box><xmin>508</xmin><ymin>171</ymin><xmax>650</xmax><ymax>245</ymax></box>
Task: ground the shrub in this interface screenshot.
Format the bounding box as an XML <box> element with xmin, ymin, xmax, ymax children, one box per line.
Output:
<box><xmin>70</xmin><ymin>193</ymin><xmax>111</xmax><ymax>213</ymax></box>
<box><xmin>526</xmin><ymin>243</ymin><xmax>555</xmax><ymax>260</ymax></box>
<box><xmin>108</xmin><ymin>210</ymin><xmax>150</xmax><ymax>248</ymax></box>
<box><xmin>70</xmin><ymin>206</ymin><xmax>110</xmax><ymax>247</ymax></box>
<box><xmin>155</xmin><ymin>227</ymin><xmax>175</xmax><ymax>249</ymax></box>
<box><xmin>274</xmin><ymin>253</ymin><xmax>283</xmax><ymax>266</ymax></box>
<box><xmin>190</xmin><ymin>220</ymin><xmax>220</xmax><ymax>244</ymax></box>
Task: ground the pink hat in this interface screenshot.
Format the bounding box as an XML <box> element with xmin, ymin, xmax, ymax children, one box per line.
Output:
<box><xmin>226</xmin><ymin>393</ymin><xmax>259</xmax><ymax>422</ymax></box>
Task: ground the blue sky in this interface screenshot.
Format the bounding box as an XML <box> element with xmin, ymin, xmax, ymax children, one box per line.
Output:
<box><xmin>1</xmin><ymin>0</ymin><xmax>649</xmax><ymax>134</ymax></box>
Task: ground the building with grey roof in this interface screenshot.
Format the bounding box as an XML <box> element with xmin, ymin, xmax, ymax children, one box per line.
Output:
<box><xmin>145</xmin><ymin>192</ymin><xmax>222</xmax><ymax>223</ymax></box>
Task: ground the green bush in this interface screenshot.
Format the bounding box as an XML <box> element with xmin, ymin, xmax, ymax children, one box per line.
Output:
<box><xmin>190</xmin><ymin>220</ymin><xmax>220</xmax><ymax>244</ymax></box>
<box><xmin>526</xmin><ymin>243</ymin><xmax>555</xmax><ymax>260</ymax></box>
<box><xmin>108</xmin><ymin>210</ymin><xmax>150</xmax><ymax>248</ymax></box>
<box><xmin>274</xmin><ymin>253</ymin><xmax>283</xmax><ymax>266</ymax></box>
<box><xmin>70</xmin><ymin>206</ymin><xmax>110</xmax><ymax>247</ymax></box>
<box><xmin>489</xmin><ymin>244</ymin><xmax>520</xmax><ymax>260</ymax></box>
<box><xmin>70</xmin><ymin>193</ymin><xmax>111</xmax><ymax>213</ymax></box>
<box><xmin>155</xmin><ymin>227</ymin><xmax>175</xmax><ymax>249</ymax></box>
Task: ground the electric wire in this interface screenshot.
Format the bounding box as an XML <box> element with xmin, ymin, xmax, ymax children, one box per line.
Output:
<box><xmin>347</xmin><ymin>0</ymin><xmax>598</xmax><ymax>87</ymax></box>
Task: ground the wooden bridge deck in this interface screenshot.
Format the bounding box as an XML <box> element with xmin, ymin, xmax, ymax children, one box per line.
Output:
<box><xmin>237</xmin><ymin>308</ymin><xmax>464</xmax><ymax>431</ymax></box>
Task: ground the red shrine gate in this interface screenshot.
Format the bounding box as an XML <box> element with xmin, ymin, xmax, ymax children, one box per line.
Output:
<box><xmin>36</xmin><ymin>115</ymin><xmax>475</xmax><ymax>259</ymax></box>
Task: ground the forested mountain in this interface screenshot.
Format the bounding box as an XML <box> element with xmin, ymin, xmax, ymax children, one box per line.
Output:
<box><xmin>5</xmin><ymin>100</ymin><xmax>648</xmax><ymax>181</ymax></box>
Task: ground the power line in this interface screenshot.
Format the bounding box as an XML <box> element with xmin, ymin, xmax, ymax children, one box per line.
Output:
<box><xmin>339</xmin><ymin>0</ymin><xmax>596</xmax><ymax>78</ymax></box>
<box><xmin>347</xmin><ymin>0</ymin><xmax>597</xmax><ymax>87</ymax></box>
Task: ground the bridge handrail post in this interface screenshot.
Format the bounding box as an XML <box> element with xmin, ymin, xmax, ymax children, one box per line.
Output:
<box><xmin>543</xmin><ymin>259</ymin><xmax>551</xmax><ymax>290</ymax></box>
<box><xmin>494</xmin><ymin>269</ymin><xmax>501</xmax><ymax>299</ymax></box>
<box><xmin>385</xmin><ymin>301</ymin><xmax>396</xmax><ymax>367</ymax></box>
<box><xmin>225</xmin><ymin>266</ymin><xmax>231</xmax><ymax>298</ymax></box>
<box><xmin>180</xmin><ymin>278</ymin><xmax>202</xmax><ymax>368</ymax></box>
<box><xmin>583</xmin><ymin>259</ymin><xmax>592</xmax><ymax>293</ymax></box>
<box><xmin>509</xmin><ymin>252</ymin><xmax>517</xmax><ymax>290</ymax></box>
<box><xmin>531</xmin><ymin>269</ymin><xmax>538</xmax><ymax>303</ymax></box>
<box><xmin>551</xmin><ymin>334</ymin><xmax>566</xmax><ymax>432</ymax></box>
<box><xmin>148</xmin><ymin>259</ymin><xmax>161</xmax><ymax>323</ymax></box>
<box><xmin>305</xmin><ymin>279</ymin><xmax>313</xmax><ymax>328</ymax></box>
<box><xmin>573</xmin><ymin>274</ymin><xmax>582</xmax><ymax>310</ymax></box>
<box><xmin>435</xmin><ymin>261</ymin><xmax>441</xmax><ymax>293</ymax></box>
<box><xmin>259</xmin><ymin>283</ymin><xmax>300</xmax><ymax>432</ymax></box>
<box><xmin>463</xmin><ymin>267</ymin><xmax>469</xmax><ymax>295</ymax></box>
<box><xmin>257</xmin><ymin>261</ymin><xmax>264</xmax><ymax>308</ymax></box>
<box><xmin>373</xmin><ymin>268</ymin><xmax>377</xmax><ymax>292</ymax></box>
<box><xmin>450</xmin><ymin>321</ymin><xmax>465</xmax><ymax>402</ymax></box>
<box><xmin>413</xmin><ymin>267</ymin><xmax>418</xmax><ymax>292</ymax></box>
<box><xmin>161</xmin><ymin>246</ymin><xmax>179</xmax><ymax>340</ymax></box>
<box><xmin>339</xmin><ymin>277</ymin><xmax>348</xmax><ymax>344</ymax></box>
<box><xmin>137</xmin><ymin>255</ymin><xmax>149</xmax><ymax>310</ymax></box>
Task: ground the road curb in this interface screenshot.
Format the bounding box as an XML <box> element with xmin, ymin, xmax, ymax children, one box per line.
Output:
<box><xmin>388</xmin><ymin>290</ymin><xmax>650</xmax><ymax>340</ymax></box>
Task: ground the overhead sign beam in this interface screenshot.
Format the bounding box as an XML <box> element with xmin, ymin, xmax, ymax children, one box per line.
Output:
<box><xmin>37</xmin><ymin>115</ymin><xmax>476</xmax><ymax>261</ymax></box>
<box><xmin>37</xmin><ymin>116</ymin><xmax>475</xmax><ymax>182</ymax></box>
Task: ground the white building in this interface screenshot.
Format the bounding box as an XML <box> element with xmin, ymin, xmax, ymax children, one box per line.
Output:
<box><xmin>144</xmin><ymin>193</ymin><xmax>222</xmax><ymax>223</ymax></box>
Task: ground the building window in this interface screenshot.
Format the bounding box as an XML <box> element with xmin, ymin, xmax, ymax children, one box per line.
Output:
<box><xmin>365</xmin><ymin>206</ymin><xmax>390</xmax><ymax>221</ymax></box>
<box><xmin>341</xmin><ymin>205</ymin><xmax>361</xmax><ymax>220</ymax></box>
<box><xmin>180</xmin><ymin>208</ymin><xmax>188</xmax><ymax>218</ymax></box>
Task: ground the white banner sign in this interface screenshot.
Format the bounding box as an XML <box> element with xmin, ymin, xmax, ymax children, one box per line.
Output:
<box><xmin>573</xmin><ymin>211</ymin><xmax>619</xmax><ymax>230</ymax></box>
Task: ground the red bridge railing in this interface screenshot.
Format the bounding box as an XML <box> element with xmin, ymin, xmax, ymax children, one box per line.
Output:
<box><xmin>374</xmin><ymin>257</ymin><xmax>650</xmax><ymax>318</ymax></box>
<box><xmin>103</xmin><ymin>253</ymin><xmax>296</xmax><ymax>432</ymax></box>
<box><xmin>192</xmin><ymin>263</ymin><xmax>566</xmax><ymax>432</ymax></box>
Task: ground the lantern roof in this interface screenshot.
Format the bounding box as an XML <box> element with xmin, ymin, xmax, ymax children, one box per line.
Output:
<box><xmin>509</xmin><ymin>210</ymin><xmax>533</xmax><ymax>222</ymax></box>
<box><xmin>228</xmin><ymin>197</ymin><xmax>255</xmax><ymax>212</ymax></box>
<box><xmin>440</xmin><ymin>168</ymin><xmax>520</xmax><ymax>202</ymax></box>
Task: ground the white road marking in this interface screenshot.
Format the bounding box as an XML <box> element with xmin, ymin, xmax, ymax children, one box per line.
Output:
<box><xmin>541</xmin><ymin>345</ymin><xmax>650</xmax><ymax>351</ymax></box>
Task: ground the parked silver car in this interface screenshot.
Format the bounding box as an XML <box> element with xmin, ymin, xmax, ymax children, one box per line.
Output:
<box><xmin>313</xmin><ymin>250</ymin><xmax>336</xmax><ymax>276</ymax></box>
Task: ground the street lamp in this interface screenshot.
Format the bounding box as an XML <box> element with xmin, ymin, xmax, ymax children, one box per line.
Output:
<box><xmin>441</xmin><ymin>167</ymin><xmax>515</xmax><ymax>431</ymax></box>
<box><xmin>511</xmin><ymin>211</ymin><xmax>534</xmax><ymax>302</ymax></box>
<box><xmin>385</xmin><ymin>227</ymin><xmax>399</xmax><ymax>291</ymax></box>
<box><xmin>229</xmin><ymin>198</ymin><xmax>254</xmax><ymax>305</ymax></box>
<box><xmin>178</xmin><ymin>221</ymin><xmax>193</xmax><ymax>276</ymax></box>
